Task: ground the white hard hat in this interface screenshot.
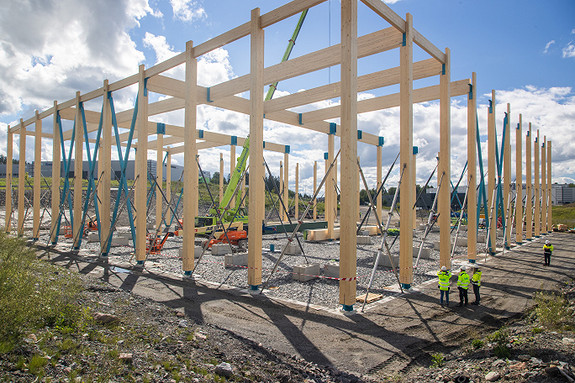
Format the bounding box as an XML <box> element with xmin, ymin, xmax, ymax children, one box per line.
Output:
<box><xmin>441</xmin><ymin>266</ymin><xmax>447</xmax><ymax>271</ymax></box>
<box><xmin>545</xmin><ymin>240</ymin><xmax>550</xmax><ymax>245</ymax></box>
<box><xmin>460</xmin><ymin>265</ymin><xmax>467</xmax><ymax>271</ymax></box>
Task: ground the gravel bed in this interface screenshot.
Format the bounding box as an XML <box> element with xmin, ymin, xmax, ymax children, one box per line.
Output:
<box><xmin>33</xmin><ymin>219</ymin><xmax>508</xmax><ymax>310</ymax></box>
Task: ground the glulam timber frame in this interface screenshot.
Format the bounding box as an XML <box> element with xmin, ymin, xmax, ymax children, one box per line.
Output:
<box><xmin>4</xmin><ymin>0</ymin><xmax>553</xmax><ymax>311</ymax></box>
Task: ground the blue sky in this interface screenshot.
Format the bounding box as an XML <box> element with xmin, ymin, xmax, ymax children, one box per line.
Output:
<box><xmin>1</xmin><ymin>0</ymin><xmax>574</xmax><ymax>194</ymax></box>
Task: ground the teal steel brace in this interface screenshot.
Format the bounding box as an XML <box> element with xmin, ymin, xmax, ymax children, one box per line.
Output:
<box><xmin>476</xmin><ymin>115</ymin><xmax>489</xmax><ymax>234</ymax></box>
<box><xmin>52</xmin><ymin>111</ymin><xmax>75</xmax><ymax>243</ymax></box>
<box><xmin>105</xmin><ymin>91</ymin><xmax>139</xmax><ymax>254</ymax></box>
<box><xmin>494</xmin><ymin>113</ymin><xmax>508</xmax><ymax>245</ymax></box>
<box><xmin>451</xmin><ymin>161</ymin><xmax>468</xmax><ymax>211</ymax></box>
<box><xmin>167</xmin><ymin>187</ymin><xmax>184</xmax><ymax>229</ymax></box>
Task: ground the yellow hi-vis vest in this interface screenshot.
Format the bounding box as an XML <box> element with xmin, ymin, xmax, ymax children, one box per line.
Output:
<box><xmin>457</xmin><ymin>271</ymin><xmax>470</xmax><ymax>289</ymax></box>
<box><xmin>471</xmin><ymin>270</ymin><xmax>482</xmax><ymax>286</ymax></box>
<box><xmin>543</xmin><ymin>244</ymin><xmax>553</xmax><ymax>255</ymax></box>
<box><xmin>437</xmin><ymin>271</ymin><xmax>451</xmax><ymax>291</ymax></box>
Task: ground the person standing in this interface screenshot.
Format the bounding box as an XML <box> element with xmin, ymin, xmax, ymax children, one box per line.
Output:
<box><xmin>543</xmin><ymin>240</ymin><xmax>554</xmax><ymax>266</ymax></box>
<box><xmin>470</xmin><ymin>264</ymin><xmax>482</xmax><ymax>305</ymax></box>
<box><xmin>457</xmin><ymin>265</ymin><xmax>470</xmax><ymax>307</ymax></box>
<box><xmin>437</xmin><ymin>266</ymin><xmax>451</xmax><ymax>307</ymax></box>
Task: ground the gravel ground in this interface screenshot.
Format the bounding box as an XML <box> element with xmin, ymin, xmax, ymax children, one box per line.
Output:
<box><xmin>28</xmin><ymin>212</ymin><xmax>509</xmax><ymax>310</ymax></box>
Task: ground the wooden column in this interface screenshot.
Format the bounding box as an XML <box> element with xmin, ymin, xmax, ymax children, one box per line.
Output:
<box><xmin>547</xmin><ymin>141</ymin><xmax>552</xmax><ymax>231</ymax></box>
<box><xmin>6</xmin><ymin>126</ymin><xmax>13</xmax><ymax>233</ymax></box>
<box><xmin>400</xmin><ymin>13</ymin><xmax>414</xmax><ymax>283</ymax></box>
<box><xmin>248</xmin><ymin>8</ymin><xmax>264</xmax><ymax>289</ymax></box>
<box><xmin>334</xmin><ymin>157</ymin><xmax>338</xmax><ymax>221</ymax></box>
<box><xmin>156</xmin><ymin>133</ymin><xmax>164</xmax><ymax>230</ymax></box>
<box><xmin>503</xmin><ymin>104</ymin><xmax>511</xmax><ymax>248</ymax></box>
<box><xmin>339</xmin><ymin>0</ymin><xmax>358</xmax><ymax>308</ymax></box>
<box><xmin>438</xmin><ymin>47</ymin><xmax>451</xmax><ymax>267</ymax></box>
<box><xmin>135</xmin><ymin>65</ymin><xmax>149</xmax><ymax>262</ymax></box>
<box><xmin>183</xmin><ymin>41</ymin><xmax>198</xmax><ymax>274</ymax></box>
<box><xmin>50</xmin><ymin>102</ymin><xmax>61</xmax><ymax>243</ymax></box>
<box><xmin>280</xmin><ymin>160</ymin><xmax>284</xmax><ymax>215</ymax></box>
<box><xmin>230</xmin><ymin>144</ymin><xmax>236</xmax><ymax>208</ymax></box>
<box><xmin>541</xmin><ymin>137</ymin><xmax>547</xmax><ymax>233</ymax></box>
<box><xmin>525</xmin><ymin>124</ymin><xmax>532</xmax><ymax>240</ymax></box>
<box><xmin>295</xmin><ymin>163</ymin><xmax>299</xmax><ymax>219</ymax></box>
<box><xmin>534</xmin><ymin>130</ymin><xmax>540</xmax><ymax>237</ymax></box>
<box><xmin>73</xmin><ymin>92</ymin><xmax>83</xmax><ymax>248</ymax></box>
<box><xmin>166</xmin><ymin>151</ymin><xmax>172</xmax><ymax>227</ymax></box>
<box><xmin>376</xmin><ymin>144</ymin><xmax>383</xmax><ymax>220</ymax></box>
<box><xmin>313</xmin><ymin>161</ymin><xmax>317</xmax><ymax>220</ymax></box>
<box><xmin>487</xmin><ymin>92</ymin><xmax>496</xmax><ymax>253</ymax></box>
<box><xmin>515</xmin><ymin>114</ymin><xmax>523</xmax><ymax>244</ymax></box>
<box><xmin>412</xmin><ymin>147</ymin><xmax>417</xmax><ymax>230</ymax></box>
<box><xmin>219</xmin><ymin>153</ymin><xmax>224</xmax><ymax>205</ymax></box>
<box><xmin>284</xmin><ymin>151</ymin><xmax>289</xmax><ymax>221</ymax></box>
<box><xmin>17</xmin><ymin>119</ymin><xmax>25</xmax><ymax>236</ymax></box>
<box><xmin>99</xmin><ymin>82</ymin><xmax>111</xmax><ymax>252</ymax></box>
<box><xmin>33</xmin><ymin>111</ymin><xmax>41</xmax><ymax>240</ymax></box>
<box><xmin>467</xmin><ymin>73</ymin><xmax>477</xmax><ymax>260</ymax></box>
<box><xmin>327</xmin><ymin>134</ymin><xmax>335</xmax><ymax>238</ymax></box>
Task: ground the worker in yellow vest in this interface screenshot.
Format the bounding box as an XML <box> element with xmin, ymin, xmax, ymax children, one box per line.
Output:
<box><xmin>543</xmin><ymin>240</ymin><xmax>554</xmax><ymax>266</ymax></box>
<box><xmin>457</xmin><ymin>265</ymin><xmax>470</xmax><ymax>307</ymax></box>
<box><xmin>470</xmin><ymin>264</ymin><xmax>482</xmax><ymax>305</ymax></box>
<box><xmin>437</xmin><ymin>266</ymin><xmax>452</xmax><ymax>307</ymax></box>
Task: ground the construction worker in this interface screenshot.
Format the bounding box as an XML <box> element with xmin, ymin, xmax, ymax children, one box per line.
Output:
<box><xmin>437</xmin><ymin>266</ymin><xmax>451</xmax><ymax>307</ymax></box>
<box><xmin>470</xmin><ymin>264</ymin><xmax>482</xmax><ymax>305</ymax></box>
<box><xmin>457</xmin><ymin>265</ymin><xmax>470</xmax><ymax>307</ymax></box>
<box><xmin>543</xmin><ymin>240</ymin><xmax>554</xmax><ymax>266</ymax></box>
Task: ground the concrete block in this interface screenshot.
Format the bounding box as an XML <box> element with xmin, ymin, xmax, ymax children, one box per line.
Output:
<box><xmin>455</xmin><ymin>237</ymin><xmax>468</xmax><ymax>247</ymax></box>
<box><xmin>304</xmin><ymin>227</ymin><xmax>340</xmax><ymax>241</ymax></box>
<box><xmin>378</xmin><ymin>253</ymin><xmax>400</xmax><ymax>268</ymax></box>
<box><xmin>364</xmin><ymin>225</ymin><xmax>381</xmax><ymax>235</ymax></box>
<box><xmin>477</xmin><ymin>234</ymin><xmax>486</xmax><ymax>243</ymax></box>
<box><xmin>323</xmin><ymin>262</ymin><xmax>339</xmax><ymax>278</ymax></box>
<box><xmin>224</xmin><ymin>253</ymin><xmax>248</xmax><ymax>268</ymax></box>
<box><xmin>433</xmin><ymin>241</ymin><xmax>441</xmax><ymax>250</ymax></box>
<box><xmin>147</xmin><ymin>223</ymin><xmax>156</xmax><ymax>230</ymax></box>
<box><xmin>357</xmin><ymin>235</ymin><xmax>372</xmax><ymax>245</ymax></box>
<box><xmin>419</xmin><ymin>224</ymin><xmax>428</xmax><ymax>231</ymax></box>
<box><xmin>413</xmin><ymin>246</ymin><xmax>431</xmax><ymax>259</ymax></box>
<box><xmin>293</xmin><ymin>263</ymin><xmax>320</xmax><ymax>282</ymax></box>
<box><xmin>111</xmin><ymin>236</ymin><xmax>130</xmax><ymax>247</ymax></box>
<box><xmin>178</xmin><ymin>246</ymin><xmax>203</xmax><ymax>259</ymax></box>
<box><xmin>211</xmin><ymin>243</ymin><xmax>231</xmax><ymax>255</ymax></box>
<box><xmin>284</xmin><ymin>241</ymin><xmax>302</xmax><ymax>255</ymax></box>
<box><xmin>87</xmin><ymin>232</ymin><xmax>99</xmax><ymax>243</ymax></box>
<box><xmin>358</xmin><ymin>230</ymin><xmax>370</xmax><ymax>236</ymax></box>
<box><xmin>430</xmin><ymin>225</ymin><xmax>440</xmax><ymax>233</ymax></box>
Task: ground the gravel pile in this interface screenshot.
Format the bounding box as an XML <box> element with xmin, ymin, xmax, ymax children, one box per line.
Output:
<box><xmin>36</xmin><ymin>221</ymin><xmax>508</xmax><ymax>310</ymax></box>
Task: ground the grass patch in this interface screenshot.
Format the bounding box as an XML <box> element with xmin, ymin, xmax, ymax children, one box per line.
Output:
<box><xmin>430</xmin><ymin>353</ymin><xmax>445</xmax><ymax>368</ymax></box>
<box><xmin>488</xmin><ymin>327</ymin><xmax>511</xmax><ymax>359</ymax></box>
<box><xmin>471</xmin><ymin>339</ymin><xmax>484</xmax><ymax>350</ymax></box>
<box><xmin>533</xmin><ymin>291</ymin><xmax>574</xmax><ymax>331</ymax></box>
<box><xmin>552</xmin><ymin>205</ymin><xmax>575</xmax><ymax>227</ymax></box>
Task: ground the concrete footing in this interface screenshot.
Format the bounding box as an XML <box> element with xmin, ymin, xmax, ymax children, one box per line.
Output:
<box><xmin>224</xmin><ymin>253</ymin><xmax>248</xmax><ymax>268</ymax></box>
<box><xmin>293</xmin><ymin>263</ymin><xmax>320</xmax><ymax>282</ymax></box>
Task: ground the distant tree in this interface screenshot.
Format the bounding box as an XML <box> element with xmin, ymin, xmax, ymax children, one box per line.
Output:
<box><xmin>211</xmin><ymin>172</ymin><xmax>220</xmax><ymax>184</ymax></box>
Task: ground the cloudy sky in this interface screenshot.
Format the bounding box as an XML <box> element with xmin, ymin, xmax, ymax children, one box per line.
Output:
<box><xmin>0</xmin><ymin>0</ymin><xmax>574</xmax><ymax>197</ymax></box>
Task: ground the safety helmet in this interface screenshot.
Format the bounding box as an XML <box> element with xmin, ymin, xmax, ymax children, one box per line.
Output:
<box><xmin>545</xmin><ymin>240</ymin><xmax>550</xmax><ymax>245</ymax></box>
<box><xmin>460</xmin><ymin>265</ymin><xmax>467</xmax><ymax>271</ymax></box>
<box><xmin>441</xmin><ymin>266</ymin><xmax>447</xmax><ymax>271</ymax></box>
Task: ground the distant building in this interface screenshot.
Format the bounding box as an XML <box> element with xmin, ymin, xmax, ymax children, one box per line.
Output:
<box><xmin>553</xmin><ymin>183</ymin><xmax>575</xmax><ymax>205</ymax></box>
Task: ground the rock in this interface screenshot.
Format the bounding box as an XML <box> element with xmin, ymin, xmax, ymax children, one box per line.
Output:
<box><xmin>510</xmin><ymin>361</ymin><xmax>527</xmax><ymax>370</ymax></box>
<box><xmin>530</xmin><ymin>357</ymin><xmax>543</xmax><ymax>367</ymax></box>
<box><xmin>453</xmin><ymin>375</ymin><xmax>470</xmax><ymax>383</ymax></box>
<box><xmin>545</xmin><ymin>366</ymin><xmax>561</xmax><ymax>378</ymax></box>
<box><xmin>194</xmin><ymin>332</ymin><xmax>207</xmax><ymax>341</ymax></box>
<box><xmin>492</xmin><ymin>359</ymin><xmax>506</xmax><ymax>368</ymax></box>
<box><xmin>93</xmin><ymin>312</ymin><xmax>119</xmax><ymax>324</ymax></box>
<box><xmin>178</xmin><ymin>319</ymin><xmax>189</xmax><ymax>328</ymax></box>
<box><xmin>119</xmin><ymin>353</ymin><xmax>133</xmax><ymax>362</ymax></box>
<box><xmin>175</xmin><ymin>311</ymin><xmax>185</xmax><ymax>318</ymax></box>
<box><xmin>26</xmin><ymin>334</ymin><xmax>38</xmax><ymax>343</ymax></box>
<box><xmin>562</xmin><ymin>337</ymin><xmax>575</xmax><ymax>345</ymax></box>
<box><xmin>517</xmin><ymin>354</ymin><xmax>530</xmax><ymax>361</ymax></box>
<box><xmin>485</xmin><ymin>371</ymin><xmax>500</xmax><ymax>381</ymax></box>
<box><xmin>215</xmin><ymin>362</ymin><xmax>233</xmax><ymax>378</ymax></box>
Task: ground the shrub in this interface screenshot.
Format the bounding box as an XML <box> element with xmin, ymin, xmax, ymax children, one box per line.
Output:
<box><xmin>430</xmin><ymin>353</ymin><xmax>445</xmax><ymax>368</ymax></box>
<box><xmin>533</xmin><ymin>292</ymin><xmax>574</xmax><ymax>330</ymax></box>
<box><xmin>471</xmin><ymin>339</ymin><xmax>484</xmax><ymax>350</ymax></box>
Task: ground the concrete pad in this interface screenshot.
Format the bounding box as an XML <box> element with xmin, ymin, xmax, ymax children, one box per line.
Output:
<box><xmin>357</xmin><ymin>235</ymin><xmax>372</xmax><ymax>245</ymax></box>
<box><xmin>433</xmin><ymin>241</ymin><xmax>441</xmax><ymax>250</ymax></box>
<box><xmin>364</xmin><ymin>226</ymin><xmax>382</xmax><ymax>235</ymax></box>
<box><xmin>413</xmin><ymin>247</ymin><xmax>431</xmax><ymax>259</ymax></box>
<box><xmin>323</xmin><ymin>262</ymin><xmax>339</xmax><ymax>278</ymax></box>
<box><xmin>284</xmin><ymin>241</ymin><xmax>302</xmax><ymax>255</ymax></box>
<box><xmin>178</xmin><ymin>246</ymin><xmax>203</xmax><ymax>259</ymax></box>
<box><xmin>378</xmin><ymin>253</ymin><xmax>400</xmax><ymax>268</ymax></box>
<box><xmin>211</xmin><ymin>244</ymin><xmax>232</xmax><ymax>255</ymax></box>
<box><xmin>304</xmin><ymin>227</ymin><xmax>340</xmax><ymax>241</ymax></box>
<box><xmin>87</xmin><ymin>232</ymin><xmax>99</xmax><ymax>243</ymax></box>
<box><xmin>293</xmin><ymin>263</ymin><xmax>320</xmax><ymax>282</ymax></box>
<box><xmin>224</xmin><ymin>253</ymin><xmax>248</xmax><ymax>268</ymax></box>
<box><xmin>111</xmin><ymin>236</ymin><xmax>130</xmax><ymax>247</ymax></box>
<box><xmin>455</xmin><ymin>237</ymin><xmax>468</xmax><ymax>247</ymax></box>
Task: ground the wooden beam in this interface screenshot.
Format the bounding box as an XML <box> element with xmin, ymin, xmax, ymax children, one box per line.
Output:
<box><xmin>100</xmin><ymin>81</ymin><xmax>112</xmax><ymax>254</ymax></box>
<box><xmin>438</xmin><ymin>48</ymin><xmax>451</xmax><ymax>267</ymax></box>
<box><xmin>33</xmin><ymin>112</ymin><xmax>41</xmax><ymax>239</ymax></box>
<box><xmin>17</xmin><ymin>119</ymin><xmax>25</xmax><ymax>236</ymax></box>
<box><xmin>547</xmin><ymin>141</ymin><xmax>552</xmax><ymax>231</ymax></box>
<box><xmin>6</xmin><ymin>127</ymin><xmax>13</xmax><ymax>233</ymax></box>
<box><xmin>135</xmin><ymin>65</ymin><xmax>149</xmax><ymax>262</ymax></box>
<box><xmin>525</xmin><ymin>123</ymin><xmax>532</xmax><ymax>240</ymax></box>
<box><xmin>313</xmin><ymin>161</ymin><xmax>317</xmax><ymax>220</ymax></box>
<box><xmin>295</xmin><ymin>163</ymin><xmax>299</xmax><ymax>219</ymax></box>
<box><xmin>541</xmin><ymin>136</ymin><xmax>547</xmax><ymax>233</ymax></box>
<box><xmin>534</xmin><ymin>129</ymin><xmax>540</xmax><ymax>237</ymax></box>
<box><xmin>467</xmin><ymin>73</ymin><xmax>477</xmax><ymax>259</ymax></box>
<box><xmin>156</xmin><ymin>133</ymin><xmax>164</xmax><ymax>230</ymax></box>
<box><xmin>504</xmin><ymin>104</ymin><xmax>511</xmax><ymax>248</ymax></box>
<box><xmin>487</xmin><ymin>91</ymin><xmax>496</xmax><ymax>253</ymax></box>
<box><xmin>515</xmin><ymin>114</ymin><xmax>523</xmax><ymax>244</ymax></box>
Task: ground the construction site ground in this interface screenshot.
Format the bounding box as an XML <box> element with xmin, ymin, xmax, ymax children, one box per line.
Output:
<box><xmin>33</xmin><ymin>230</ymin><xmax>575</xmax><ymax>380</ymax></box>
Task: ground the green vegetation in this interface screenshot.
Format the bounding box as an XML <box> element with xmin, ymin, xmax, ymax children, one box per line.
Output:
<box><xmin>471</xmin><ymin>338</ymin><xmax>484</xmax><ymax>350</ymax></box>
<box><xmin>430</xmin><ymin>353</ymin><xmax>445</xmax><ymax>368</ymax></box>
<box><xmin>552</xmin><ymin>205</ymin><xmax>575</xmax><ymax>227</ymax></box>
<box><xmin>488</xmin><ymin>328</ymin><xmax>511</xmax><ymax>359</ymax></box>
<box><xmin>532</xmin><ymin>291</ymin><xmax>574</xmax><ymax>331</ymax></box>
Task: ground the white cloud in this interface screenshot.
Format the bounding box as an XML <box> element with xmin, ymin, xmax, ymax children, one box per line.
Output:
<box><xmin>562</xmin><ymin>42</ymin><xmax>575</xmax><ymax>58</ymax></box>
<box><xmin>543</xmin><ymin>40</ymin><xmax>555</xmax><ymax>54</ymax></box>
<box><xmin>169</xmin><ymin>0</ymin><xmax>207</xmax><ymax>23</ymax></box>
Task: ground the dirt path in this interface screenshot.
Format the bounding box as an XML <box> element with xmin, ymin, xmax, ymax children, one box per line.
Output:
<box><xmin>37</xmin><ymin>232</ymin><xmax>575</xmax><ymax>379</ymax></box>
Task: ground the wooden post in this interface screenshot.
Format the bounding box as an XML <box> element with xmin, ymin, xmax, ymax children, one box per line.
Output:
<box><xmin>334</xmin><ymin>156</ymin><xmax>338</xmax><ymax>222</ymax></box>
<box><xmin>504</xmin><ymin>104</ymin><xmax>511</xmax><ymax>248</ymax></box>
<box><xmin>156</xmin><ymin>132</ymin><xmax>164</xmax><ymax>230</ymax></box>
<box><xmin>339</xmin><ymin>0</ymin><xmax>358</xmax><ymax>309</ymax></box>
<box><xmin>100</xmin><ymin>82</ymin><xmax>112</xmax><ymax>252</ymax></box>
<box><xmin>17</xmin><ymin>119</ymin><xmax>25</xmax><ymax>237</ymax></box>
<box><xmin>400</xmin><ymin>13</ymin><xmax>414</xmax><ymax>284</ymax></box>
<box><xmin>295</xmin><ymin>163</ymin><xmax>299</xmax><ymax>219</ymax></box>
<box><xmin>412</xmin><ymin>147</ymin><xmax>417</xmax><ymax>230</ymax></box>
<box><xmin>230</xmin><ymin>144</ymin><xmax>236</xmax><ymax>208</ymax></box>
<box><xmin>73</xmin><ymin>92</ymin><xmax>83</xmax><ymax>249</ymax></box>
<box><xmin>280</xmin><ymin>160</ymin><xmax>284</xmax><ymax>216</ymax></box>
<box><xmin>438</xmin><ymin>47</ymin><xmax>451</xmax><ymax>267</ymax></box>
<box><xmin>6</xmin><ymin>126</ymin><xmax>13</xmax><ymax>233</ymax></box>
<box><xmin>17</xmin><ymin>120</ymin><xmax>25</xmax><ymax>236</ymax></box>
<box><xmin>487</xmin><ymin>91</ymin><xmax>496</xmax><ymax>253</ymax></box>
<box><xmin>534</xmin><ymin>130</ymin><xmax>540</xmax><ymax>237</ymax></box>
<box><xmin>248</xmin><ymin>8</ymin><xmax>264</xmax><ymax>289</ymax></box>
<box><xmin>183</xmin><ymin>41</ymin><xmax>198</xmax><ymax>274</ymax></box>
<box><xmin>219</xmin><ymin>152</ymin><xmax>224</xmax><ymax>205</ymax></box>
<box><xmin>135</xmin><ymin>65</ymin><xmax>149</xmax><ymax>262</ymax></box>
<box><xmin>541</xmin><ymin>137</ymin><xmax>547</xmax><ymax>233</ymax></box>
<box><xmin>166</xmin><ymin>151</ymin><xmax>172</xmax><ymax>227</ymax></box>
<box><xmin>525</xmin><ymin>124</ymin><xmax>532</xmax><ymax>240</ymax></box>
<box><xmin>515</xmin><ymin>114</ymin><xmax>523</xmax><ymax>244</ymax></box>
<box><xmin>313</xmin><ymin>161</ymin><xmax>317</xmax><ymax>220</ymax></box>
<box><xmin>33</xmin><ymin>111</ymin><xmax>41</xmax><ymax>240</ymax></box>
<box><xmin>547</xmin><ymin>141</ymin><xmax>552</xmax><ymax>231</ymax></box>
<box><xmin>376</xmin><ymin>144</ymin><xmax>383</xmax><ymax>220</ymax></box>
<box><xmin>284</xmin><ymin>151</ymin><xmax>289</xmax><ymax>221</ymax></box>
<box><xmin>467</xmin><ymin>73</ymin><xmax>477</xmax><ymax>260</ymax></box>
<box><xmin>327</xmin><ymin>133</ymin><xmax>335</xmax><ymax>238</ymax></box>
